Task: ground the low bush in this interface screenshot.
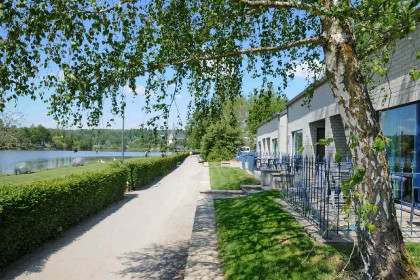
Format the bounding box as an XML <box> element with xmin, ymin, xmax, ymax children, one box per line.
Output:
<box><xmin>0</xmin><ymin>166</ymin><xmax>127</xmax><ymax>268</ymax></box>
<box><xmin>126</xmin><ymin>153</ymin><xmax>189</xmax><ymax>190</ymax></box>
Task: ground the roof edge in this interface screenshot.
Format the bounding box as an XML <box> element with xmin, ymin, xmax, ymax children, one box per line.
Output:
<box><xmin>285</xmin><ymin>77</ymin><xmax>328</xmax><ymax>107</ymax></box>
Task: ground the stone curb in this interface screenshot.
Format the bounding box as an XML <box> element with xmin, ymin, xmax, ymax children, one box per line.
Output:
<box><xmin>184</xmin><ymin>195</ymin><xmax>224</xmax><ymax>280</ymax></box>
<box><xmin>200</xmin><ymin>190</ymin><xmax>244</xmax><ymax>195</ymax></box>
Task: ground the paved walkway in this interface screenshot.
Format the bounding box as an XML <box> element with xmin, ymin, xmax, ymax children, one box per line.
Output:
<box><xmin>1</xmin><ymin>156</ymin><xmax>206</xmax><ymax>280</ymax></box>
<box><xmin>184</xmin><ymin>166</ymin><xmax>224</xmax><ymax>280</ymax></box>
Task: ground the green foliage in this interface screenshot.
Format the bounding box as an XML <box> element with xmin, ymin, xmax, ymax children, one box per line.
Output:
<box><xmin>374</xmin><ymin>135</ymin><xmax>391</xmax><ymax>151</ymax></box>
<box><xmin>200</xmin><ymin>120</ymin><xmax>243</xmax><ymax>162</ymax></box>
<box><xmin>348</xmin><ymin>133</ymin><xmax>360</xmax><ymax>149</ymax></box>
<box><xmin>246</xmin><ymin>85</ymin><xmax>287</xmax><ymax>138</ymax></box>
<box><xmin>0</xmin><ymin>165</ymin><xmax>127</xmax><ymax>268</ymax></box>
<box><xmin>0</xmin><ymin>0</ymin><xmax>418</xmax><ymax>134</ymax></box>
<box><xmin>315</xmin><ymin>138</ymin><xmax>333</xmax><ymax>146</ymax></box>
<box><xmin>186</xmin><ymin>96</ymin><xmax>247</xmax><ymax>150</ymax></box>
<box><xmin>297</xmin><ymin>146</ymin><xmax>305</xmax><ymax>154</ymax></box>
<box><xmin>335</xmin><ymin>148</ymin><xmax>343</xmax><ymax>163</ymax></box>
<box><xmin>409</xmin><ymin>69</ymin><xmax>420</xmax><ymax>82</ymax></box>
<box><xmin>125</xmin><ymin>153</ymin><xmax>188</xmax><ymax>190</ymax></box>
<box><xmin>0</xmin><ymin>124</ymin><xmax>169</xmax><ymax>151</ymax></box>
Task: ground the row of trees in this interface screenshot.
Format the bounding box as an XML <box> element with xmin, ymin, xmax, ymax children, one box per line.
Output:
<box><xmin>186</xmin><ymin>86</ymin><xmax>287</xmax><ymax>161</ymax></box>
<box><xmin>0</xmin><ymin>117</ymin><xmax>170</xmax><ymax>151</ymax></box>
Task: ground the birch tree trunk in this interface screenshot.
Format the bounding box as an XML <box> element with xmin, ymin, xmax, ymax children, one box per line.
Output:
<box><xmin>321</xmin><ymin>18</ymin><xmax>417</xmax><ymax>279</ymax></box>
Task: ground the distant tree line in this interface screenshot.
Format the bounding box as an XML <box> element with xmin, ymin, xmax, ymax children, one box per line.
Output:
<box><xmin>0</xmin><ymin>118</ymin><xmax>171</xmax><ymax>151</ymax></box>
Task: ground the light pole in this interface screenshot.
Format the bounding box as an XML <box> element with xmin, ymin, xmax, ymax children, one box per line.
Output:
<box><xmin>122</xmin><ymin>111</ymin><xmax>125</xmax><ymax>163</ymax></box>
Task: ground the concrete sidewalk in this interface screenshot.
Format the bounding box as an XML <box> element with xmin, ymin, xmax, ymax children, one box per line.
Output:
<box><xmin>1</xmin><ymin>156</ymin><xmax>205</xmax><ymax>280</ymax></box>
<box><xmin>184</xmin><ymin>164</ymin><xmax>224</xmax><ymax>280</ymax></box>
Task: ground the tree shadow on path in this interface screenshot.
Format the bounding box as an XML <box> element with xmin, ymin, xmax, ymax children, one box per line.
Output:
<box><xmin>115</xmin><ymin>240</ymin><xmax>189</xmax><ymax>280</ymax></box>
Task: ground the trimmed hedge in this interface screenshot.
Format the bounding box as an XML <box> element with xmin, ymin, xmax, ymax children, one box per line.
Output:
<box><xmin>126</xmin><ymin>152</ymin><xmax>189</xmax><ymax>190</ymax></box>
<box><xmin>0</xmin><ymin>166</ymin><xmax>127</xmax><ymax>268</ymax></box>
<box><xmin>0</xmin><ymin>152</ymin><xmax>189</xmax><ymax>268</ymax></box>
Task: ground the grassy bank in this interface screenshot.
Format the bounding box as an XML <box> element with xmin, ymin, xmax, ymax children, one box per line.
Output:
<box><xmin>0</xmin><ymin>161</ymin><xmax>113</xmax><ymax>186</ymax></box>
<box><xmin>209</xmin><ymin>164</ymin><xmax>259</xmax><ymax>190</ymax></box>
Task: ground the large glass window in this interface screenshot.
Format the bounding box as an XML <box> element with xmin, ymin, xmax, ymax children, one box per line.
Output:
<box><xmin>381</xmin><ymin>103</ymin><xmax>419</xmax><ymax>205</ymax></box>
<box><xmin>293</xmin><ymin>130</ymin><xmax>303</xmax><ymax>155</ymax></box>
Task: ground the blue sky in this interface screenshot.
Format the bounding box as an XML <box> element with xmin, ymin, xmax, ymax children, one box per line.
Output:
<box><xmin>5</xmin><ymin>66</ymin><xmax>313</xmax><ymax>130</ymax></box>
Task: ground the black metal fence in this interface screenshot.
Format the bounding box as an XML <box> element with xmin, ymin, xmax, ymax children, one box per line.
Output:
<box><xmin>252</xmin><ymin>155</ymin><xmax>420</xmax><ymax>238</ymax></box>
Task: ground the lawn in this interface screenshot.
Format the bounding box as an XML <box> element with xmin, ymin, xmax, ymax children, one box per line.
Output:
<box><xmin>0</xmin><ymin>161</ymin><xmax>112</xmax><ymax>186</ymax></box>
<box><xmin>209</xmin><ymin>164</ymin><xmax>259</xmax><ymax>190</ymax></box>
<box><xmin>214</xmin><ymin>190</ymin><xmax>354</xmax><ymax>280</ymax></box>
<box><xmin>214</xmin><ymin>190</ymin><xmax>420</xmax><ymax>279</ymax></box>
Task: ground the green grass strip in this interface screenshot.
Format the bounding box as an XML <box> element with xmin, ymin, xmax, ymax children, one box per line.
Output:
<box><xmin>210</xmin><ymin>165</ymin><xmax>259</xmax><ymax>190</ymax></box>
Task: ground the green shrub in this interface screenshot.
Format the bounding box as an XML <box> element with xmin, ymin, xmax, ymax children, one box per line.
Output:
<box><xmin>126</xmin><ymin>153</ymin><xmax>189</xmax><ymax>190</ymax></box>
<box><xmin>0</xmin><ymin>166</ymin><xmax>127</xmax><ymax>268</ymax></box>
<box><xmin>200</xmin><ymin>121</ymin><xmax>243</xmax><ymax>161</ymax></box>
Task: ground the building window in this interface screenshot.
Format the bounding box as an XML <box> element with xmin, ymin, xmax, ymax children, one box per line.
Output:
<box><xmin>293</xmin><ymin>130</ymin><xmax>303</xmax><ymax>155</ymax></box>
<box><xmin>273</xmin><ymin>138</ymin><xmax>278</xmax><ymax>155</ymax></box>
<box><xmin>262</xmin><ymin>139</ymin><xmax>266</xmax><ymax>153</ymax></box>
<box><xmin>381</xmin><ymin>103</ymin><xmax>419</xmax><ymax>206</ymax></box>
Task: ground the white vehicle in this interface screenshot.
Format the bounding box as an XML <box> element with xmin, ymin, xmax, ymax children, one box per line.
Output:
<box><xmin>240</xmin><ymin>146</ymin><xmax>251</xmax><ymax>153</ymax></box>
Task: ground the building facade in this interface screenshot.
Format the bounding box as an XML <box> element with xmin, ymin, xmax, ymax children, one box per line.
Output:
<box><xmin>256</xmin><ymin>28</ymin><xmax>420</xmax><ymax>206</ymax></box>
<box><xmin>256</xmin><ymin>111</ymin><xmax>287</xmax><ymax>158</ymax></box>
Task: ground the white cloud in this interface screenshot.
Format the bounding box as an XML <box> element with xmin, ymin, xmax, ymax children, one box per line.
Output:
<box><xmin>123</xmin><ymin>85</ymin><xmax>146</xmax><ymax>95</ymax></box>
<box><xmin>42</xmin><ymin>70</ymin><xmax>64</xmax><ymax>82</ymax></box>
<box><xmin>175</xmin><ymin>94</ymin><xmax>182</xmax><ymax>99</ymax></box>
<box><xmin>289</xmin><ymin>60</ymin><xmax>324</xmax><ymax>79</ymax></box>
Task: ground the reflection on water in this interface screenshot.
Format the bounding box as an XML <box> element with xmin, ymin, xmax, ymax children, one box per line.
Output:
<box><xmin>0</xmin><ymin>150</ymin><xmax>166</xmax><ymax>174</ymax></box>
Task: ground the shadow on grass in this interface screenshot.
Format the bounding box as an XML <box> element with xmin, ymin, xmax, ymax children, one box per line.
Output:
<box><xmin>214</xmin><ymin>190</ymin><xmax>355</xmax><ymax>280</ymax></box>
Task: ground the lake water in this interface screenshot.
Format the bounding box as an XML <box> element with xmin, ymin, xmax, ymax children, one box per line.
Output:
<box><xmin>0</xmin><ymin>150</ymin><xmax>165</xmax><ymax>174</ymax></box>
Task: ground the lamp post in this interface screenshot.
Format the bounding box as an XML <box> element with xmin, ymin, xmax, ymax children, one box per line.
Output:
<box><xmin>122</xmin><ymin>112</ymin><xmax>125</xmax><ymax>163</ymax></box>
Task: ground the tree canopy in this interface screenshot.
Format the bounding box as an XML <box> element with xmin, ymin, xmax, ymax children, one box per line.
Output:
<box><xmin>1</xmin><ymin>1</ymin><xmax>418</xmax><ymax>127</ymax></box>
<box><xmin>246</xmin><ymin>85</ymin><xmax>287</xmax><ymax>139</ymax></box>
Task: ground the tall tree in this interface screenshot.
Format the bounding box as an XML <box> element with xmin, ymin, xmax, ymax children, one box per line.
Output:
<box><xmin>246</xmin><ymin>85</ymin><xmax>287</xmax><ymax>143</ymax></box>
<box><xmin>1</xmin><ymin>0</ymin><xmax>420</xmax><ymax>278</ymax></box>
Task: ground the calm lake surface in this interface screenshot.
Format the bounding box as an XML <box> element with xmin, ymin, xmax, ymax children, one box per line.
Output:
<box><xmin>0</xmin><ymin>150</ymin><xmax>165</xmax><ymax>174</ymax></box>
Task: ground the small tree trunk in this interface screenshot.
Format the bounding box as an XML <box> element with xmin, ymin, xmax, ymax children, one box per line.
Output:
<box><xmin>321</xmin><ymin>18</ymin><xmax>417</xmax><ymax>279</ymax></box>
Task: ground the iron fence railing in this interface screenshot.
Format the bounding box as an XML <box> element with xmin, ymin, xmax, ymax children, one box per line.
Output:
<box><xmin>249</xmin><ymin>154</ymin><xmax>420</xmax><ymax>238</ymax></box>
